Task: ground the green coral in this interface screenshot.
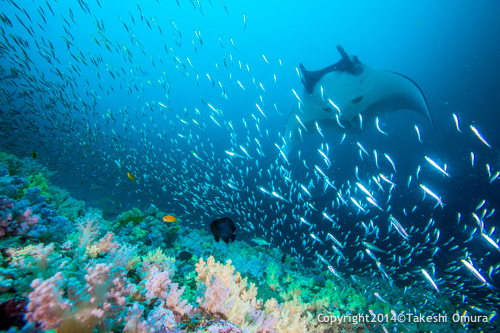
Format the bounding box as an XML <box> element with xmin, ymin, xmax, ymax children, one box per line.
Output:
<box><xmin>321</xmin><ymin>279</ymin><xmax>368</xmax><ymax>312</ymax></box>
<box><xmin>49</xmin><ymin>186</ymin><xmax>86</xmax><ymax>220</ymax></box>
<box><xmin>143</xmin><ymin>206</ymin><xmax>166</xmax><ymax>220</ymax></box>
<box><xmin>0</xmin><ymin>152</ymin><xmax>53</xmax><ymax>187</ymax></box>
<box><xmin>0</xmin><ymin>152</ymin><xmax>24</xmax><ymax>176</ymax></box>
<box><xmin>179</xmin><ymin>270</ymin><xmax>198</xmax><ymax>305</ymax></box>
<box><xmin>21</xmin><ymin>172</ymin><xmax>51</xmax><ymax>199</ymax></box>
<box><xmin>115</xmin><ymin>207</ymin><xmax>144</xmax><ymax>227</ymax></box>
<box><xmin>264</xmin><ymin>261</ymin><xmax>281</xmax><ymax>289</ymax></box>
<box><xmin>65</xmin><ymin>232</ymin><xmax>80</xmax><ymax>247</ymax></box>
<box><xmin>130</xmin><ymin>225</ymin><xmax>147</xmax><ymax>243</ymax></box>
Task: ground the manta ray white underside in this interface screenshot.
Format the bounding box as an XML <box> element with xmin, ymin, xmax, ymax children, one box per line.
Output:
<box><xmin>282</xmin><ymin>45</ymin><xmax>434</xmax><ymax>156</ymax></box>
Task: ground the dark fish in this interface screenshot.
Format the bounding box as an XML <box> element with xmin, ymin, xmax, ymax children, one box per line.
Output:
<box><xmin>210</xmin><ymin>217</ymin><xmax>236</xmax><ymax>243</ymax></box>
<box><xmin>177</xmin><ymin>251</ymin><xmax>192</xmax><ymax>262</ymax></box>
<box><xmin>31</xmin><ymin>151</ymin><xmax>36</xmax><ymax>159</ymax></box>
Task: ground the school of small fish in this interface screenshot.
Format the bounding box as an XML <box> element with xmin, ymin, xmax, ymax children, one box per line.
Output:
<box><xmin>0</xmin><ymin>0</ymin><xmax>498</xmax><ymax>322</ymax></box>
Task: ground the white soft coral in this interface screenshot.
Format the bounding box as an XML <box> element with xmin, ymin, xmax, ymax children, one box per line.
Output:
<box><xmin>77</xmin><ymin>217</ymin><xmax>99</xmax><ymax>247</ymax></box>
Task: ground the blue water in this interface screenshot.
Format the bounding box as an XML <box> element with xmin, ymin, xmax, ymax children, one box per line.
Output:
<box><xmin>1</xmin><ymin>0</ymin><xmax>500</xmax><ymax>330</ymax></box>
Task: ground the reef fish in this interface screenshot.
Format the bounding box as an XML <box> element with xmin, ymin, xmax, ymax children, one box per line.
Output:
<box><xmin>251</xmin><ymin>237</ymin><xmax>271</xmax><ymax>247</ymax></box>
<box><xmin>177</xmin><ymin>251</ymin><xmax>193</xmax><ymax>262</ymax></box>
<box><xmin>163</xmin><ymin>215</ymin><xmax>177</xmax><ymax>222</ymax></box>
<box><xmin>210</xmin><ymin>217</ymin><xmax>236</xmax><ymax>243</ymax></box>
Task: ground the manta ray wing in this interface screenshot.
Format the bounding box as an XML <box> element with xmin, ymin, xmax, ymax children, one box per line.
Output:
<box><xmin>283</xmin><ymin>45</ymin><xmax>433</xmax><ymax>156</ymax></box>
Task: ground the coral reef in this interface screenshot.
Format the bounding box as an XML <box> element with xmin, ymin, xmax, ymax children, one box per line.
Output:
<box><xmin>0</xmin><ymin>151</ymin><xmax>473</xmax><ymax>332</ymax></box>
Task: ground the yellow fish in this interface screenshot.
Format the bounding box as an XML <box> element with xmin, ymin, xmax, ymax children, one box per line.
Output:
<box><xmin>163</xmin><ymin>215</ymin><xmax>177</xmax><ymax>223</ymax></box>
<box><xmin>127</xmin><ymin>172</ymin><xmax>136</xmax><ymax>181</ymax></box>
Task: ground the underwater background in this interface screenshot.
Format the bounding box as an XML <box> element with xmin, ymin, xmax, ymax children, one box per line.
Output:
<box><xmin>1</xmin><ymin>0</ymin><xmax>500</xmax><ymax>332</ymax></box>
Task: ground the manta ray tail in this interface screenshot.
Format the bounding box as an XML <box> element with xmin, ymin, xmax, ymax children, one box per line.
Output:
<box><xmin>299</xmin><ymin>63</ymin><xmax>320</xmax><ymax>94</ymax></box>
<box><xmin>336</xmin><ymin>45</ymin><xmax>349</xmax><ymax>59</ymax></box>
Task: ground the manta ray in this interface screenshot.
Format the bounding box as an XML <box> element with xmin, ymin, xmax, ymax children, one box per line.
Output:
<box><xmin>282</xmin><ymin>45</ymin><xmax>434</xmax><ymax>156</ymax></box>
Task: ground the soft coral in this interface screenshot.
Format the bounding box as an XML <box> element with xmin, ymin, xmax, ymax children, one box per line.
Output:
<box><xmin>26</xmin><ymin>264</ymin><xmax>130</xmax><ymax>333</ymax></box>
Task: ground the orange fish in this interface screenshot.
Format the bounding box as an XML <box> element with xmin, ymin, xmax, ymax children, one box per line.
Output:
<box><xmin>127</xmin><ymin>172</ymin><xmax>136</xmax><ymax>181</ymax></box>
<box><xmin>163</xmin><ymin>215</ymin><xmax>177</xmax><ymax>223</ymax></box>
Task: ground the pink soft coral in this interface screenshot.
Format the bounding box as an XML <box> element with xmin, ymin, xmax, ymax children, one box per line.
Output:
<box><xmin>0</xmin><ymin>197</ymin><xmax>13</xmax><ymax>210</ymax></box>
<box><xmin>0</xmin><ymin>212</ymin><xmax>12</xmax><ymax>238</ymax></box>
<box><xmin>0</xmin><ymin>199</ymin><xmax>39</xmax><ymax>237</ymax></box>
<box><xmin>25</xmin><ymin>272</ymin><xmax>72</xmax><ymax>330</ymax></box>
<box><xmin>144</xmin><ymin>266</ymin><xmax>193</xmax><ymax>316</ymax></box>
<box><xmin>84</xmin><ymin>263</ymin><xmax>128</xmax><ymax>319</ymax></box>
<box><xmin>26</xmin><ymin>264</ymin><xmax>131</xmax><ymax>333</ymax></box>
<box><xmin>86</xmin><ymin>232</ymin><xmax>120</xmax><ymax>258</ymax></box>
<box><xmin>122</xmin><ymin>301</ymin><xmax>178</xmax><ymax>333</ymax></box>
<box><xmin>123</xmin><ymin>302</ymin><xmax>149</xmax><ymax>333</ymax></box>
<box><xmin>198</xmin><ymin>274</ymin><xmax>232</xmax><ymax>314</ymax></box>
<box><xmin>0</xmin><ymin>197</ymin><xmax>14</xmax><ymax>237</ymax></box>
<box><xmin>16</xmin><ymin>208</ymin><xmax>39</xmax><ymax>235</ymax></box>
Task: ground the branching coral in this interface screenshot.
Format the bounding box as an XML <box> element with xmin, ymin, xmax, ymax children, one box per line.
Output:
<box><xmin>197</xmin><ymin>274</ymin><xmax>232</xmax><ymax>314</ymax></box>
<box><xmin>122</xmin><ymin>301</ymin><xmax>179</xmax><ymax>333</ymax></box>
<box><xmin>18</xmin><ymin>212</ymin><xmax>130</xmax><ymax>331</ymax></box>
<box><xmin>123</xmin><ymin>302</ymin><xmax>149</xmax><ymax>333</ymax></box>
<box><xmin>194</xmin><ymin>256</ymin><xmax>330</xmax><ymax>332</ymax></box>
<box><xmin>269</xmin><ymin>295</ymin><xmax>318</xmax><ymax>333</ymax></box>
<box><xmin>265</xmin><ymin>261</ymin><xmax>281</xmax><ymax>292</ymax></box>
